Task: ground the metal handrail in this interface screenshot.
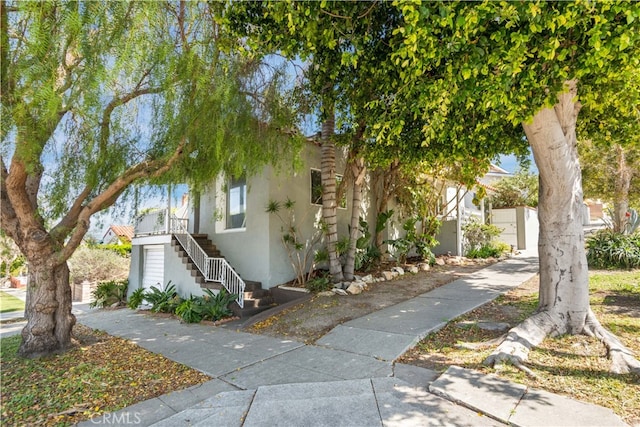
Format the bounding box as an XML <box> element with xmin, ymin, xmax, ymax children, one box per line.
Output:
<box><xmin>134</xmin><ymin>209</ymin><xmax>188</xmax><ymax>236</ymax></box>
<box><xmin>172</xmin><ymin>218</ymin><xmax>244</xmax><ymax>308</ymax></box>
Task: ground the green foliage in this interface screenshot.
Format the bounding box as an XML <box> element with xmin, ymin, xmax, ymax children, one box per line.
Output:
<box><xmin>305</xmin><ymin>275</ymin><xmax>333</xmax><ymax>293</ymax></box>
<box><xmin>175</xmin><ymin>297</ymin><xmax>204</xmax><ymax>324</ymax></box>
<box><xmin>580</xmin><ymin>141</ymin><xmax>640</xmax><ymax>210</ymax></box>
<box><xmin>144</xmin><ymin>282</ymin><xmax>182</xmax><ymax>314</ymax></box>
<box><xmin>462</xmin><ymin>219</ymin><xmax>503</xmax><ymax>253</ymax></box>
<box><xmin>95</xmin><ymin>243</ymin><xmax>132</xmax><ymax>257</ymax></box>
<box><xmin>67</xmin><ymin>245</ymin><xmax>130</xmax><ymax>285</ymax></box>
<box><xmin>7</xmin><ymin>256</ymin><xmax>26</xmax><ymax>277</ymax></box>
<box><xmin>488</xmin><ymin>169</ymin><xmax>539</xmax><ymax>208</ymax></box>
<box><xmin>386</xmin><ymin>217</ymin><xmax>439</xmax><ymax>264</ymax></box>
<box><xmin>200</xmin><ymin>289</ymin><xmax>238</xmax><ymax>321</ymax></box>
<box><xmin>466</xmin><ymin>242</ymin><xmax>511</xmax><ymax>259</ymax></box>
<box><xmin>586</xmin><ymin>230</ymin><xmax>640</xmax><ymax>269</ymax></box>
<box><xmin>626</xmin><ymin>209</ymin><xmax>640</xmax><ymax>235</ymax></box>
<box><xmin>267</xmin><ymin>198</ymin><xmax>324</xmax><ymax>285</ymax></box>
<box><xmin>127</xmin><ymin>287</ymin><xmax>146</xmax><ymax>310</ymax></box>
<box><xmin>144</xmin><ymin>286</ymin><xmax>237</xmax><ymax>323</ymax></box>
<box><xmin>89</xmin><ymin>279</ymin><xmax>128</xmax><ymax>309</ymax></box>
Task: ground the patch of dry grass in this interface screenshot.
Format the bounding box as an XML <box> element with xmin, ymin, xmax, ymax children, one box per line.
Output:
<box><xmin>0</xmin><ymin>324</ymin><xmax>210</xmax><ymax>426</ymax></box>
<box><xmin>399</xmin><ymin>271</ymin><xmax>640</xmax><ymax>425</ymax></box>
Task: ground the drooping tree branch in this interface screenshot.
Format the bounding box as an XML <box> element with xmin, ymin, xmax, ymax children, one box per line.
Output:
<box><xmin>57</xmin><ymin>137</ymin><xmax>186</xmax><ymax>263</ymax></box>
<box><xmin>49</xmin><ymin>185</ymin><xmax>92</xmax><ymax>244</ymax></box>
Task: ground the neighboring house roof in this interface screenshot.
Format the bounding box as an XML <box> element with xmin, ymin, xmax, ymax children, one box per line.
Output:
<box><xmin>103</xmin><ymin>225</ymin><xmax>134</xmax><ymax>244</ymax></box>
<box><xmin>476</xmin><ymin>180</ymin><xmax>498</xmax><ymax>193</ymax></box>
<box><xmin>488</xmin><ymin>164</ymin><xmax>511</xmax><ymax>175</ymax></box>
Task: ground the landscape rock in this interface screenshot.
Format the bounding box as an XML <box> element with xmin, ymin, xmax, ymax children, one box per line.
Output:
<box><xmin>418</xmin><ymin>263</ymin><xmax>431</xmax><ymax>271</ymax></box>
<box><xmin>435</xmin><ymin>258</ymin><xmax>446</xmax><ymax>266</ymax></box>
<box><xmin>446</xmin><ymin>256</ymin><xmax>462</xmax><ymax>265</ymax></box>
<box><xmin>346</xmin><ymin>283</ymin><xmax>363</xmax><ymax>295</ymax></box>
<box><xmin>317</xmin><ymin>291</ymin><xmax>335</xmax><ymax>297</ymax></box>
<box><xmin>407</xmin><ymin>266</ymin><xmax>419</xmax><ymax>274</ymax></box>
<box><xmin>391</xmin><ymin>266</ymin><xmax>405</xmax><ymax>275</ymax></box>
<box><xmin>361</xmin><ymin>274</ymin><xmax>374</xmax><ymax>283</ymax></box>
<box><xmin>382</xmin><ymin>271</ymin><xmax>395</xmax><ymax>281</ymax></box>
<box><xmin>332</xmin><ymin>288</ymin><xmax>348</xmax><ymax>296</ymax></box>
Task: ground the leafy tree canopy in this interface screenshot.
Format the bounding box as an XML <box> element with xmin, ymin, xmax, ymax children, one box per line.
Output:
<box><xmin>369</xmin><ymin>0</ymin><xmax>639</xmax><ymax>161</ymax></box>
<box><xmin>1</xmin><ymin>1</ymin><xmax>300</xmax><ymax>258</ymax></box>
<box><xmin>488</xmin><ymin>169</ymin><xmax>539</xmax><ymax>209</ymax></box>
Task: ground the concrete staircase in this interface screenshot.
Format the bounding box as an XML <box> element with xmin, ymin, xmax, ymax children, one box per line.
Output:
<box><xmin>171</xmin><ymin>235</ymin><xmax>276</xmax><ymax>318</ymax></box>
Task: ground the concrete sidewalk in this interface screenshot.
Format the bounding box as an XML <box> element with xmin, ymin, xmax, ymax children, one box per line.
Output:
<box><xmin>2</xmin><ymin>253</ymin><xmax>628</xmax><ymax>426</ymax></box>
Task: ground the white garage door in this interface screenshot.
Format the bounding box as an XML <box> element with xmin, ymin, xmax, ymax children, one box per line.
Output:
<box><xmin>143</xmin><ymin>246</ymin><xmax>164</xmax><ymax>291</ymax></box>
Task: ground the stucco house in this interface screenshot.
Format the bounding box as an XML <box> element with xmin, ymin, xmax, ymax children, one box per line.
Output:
<box><xmin>127</xmin><ymin>141</ymin><xmax>521</xmax><ymax>316</ymax></box>
<box><xmin>128</xmin><ymin>141</ymin><xmax>385</xmax><ymax>316</ymax></box>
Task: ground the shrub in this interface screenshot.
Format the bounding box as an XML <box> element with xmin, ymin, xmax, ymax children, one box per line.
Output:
<box><xmin>68</xmin><ymin>245</ymin><xmax>130</xmax><ymax>284</ymax></box>
<box><xmin>90</xmin><ymin>279</ymin><xmax>128</xmax><ymax>308</ymax></box>
<box><xmin>200</xmin><ymin>289</ymin><xmax>238</xmax><ymax>321</ymax></box>
<box><xmin>127</xmin><ymin>287</ymin><xmax>146</xmax><ymax>310</ymax></box>
<box><xmin>462</xmin><ymin>218</ymin><xmax>503</xmax><ymax>252</ymax></box>
<box><xmin>487</xmin><ymin>168</ymin><xmax>538</xmax><ymax>208</ymax></box>
<box><xmin>386</xmin><ymin>217</ymin><xmax>439</xmax><ymax>264</ymax></box>
<box><xmin>466</xmin><ymin>242</ymin><xmax>510</xmax><ymax>259</ymax></box>
<box><xmin>175</xmin><ymin>296</ymin><xmax>204</xmax><ymax>323</ymax></box>
<box><xmin>586</xmin><ymin>230</ymin><xmax>640</xmax><ymax>269</ymax></box>
<box><xmin>305</xmin><ymin>275</ymin><xmax>332</xmax><ymax>293</ymax></box>
<box><xmin>145</xmin><ymin>282</ymin><xmax>182</xmax><ymax>313</ymax></box>
<box><xmin>95</xmin><ymin>243</ymin><xmax>132</xmax><ymax>257</ymax></box>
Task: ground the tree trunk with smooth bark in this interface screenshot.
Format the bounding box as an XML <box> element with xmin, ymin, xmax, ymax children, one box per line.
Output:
<box><xmin>612</xmin><ymin>144</ymin><xmax>631</xmax><ymax>233</ymax></box>
<box><xmin>484</xmin><ymin>80</ymin><xmax>640</xmax><ymax>374</ymax></box>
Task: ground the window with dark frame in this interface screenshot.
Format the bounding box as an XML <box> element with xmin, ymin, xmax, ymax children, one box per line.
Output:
<box><xmin>226</xmin><ymin>175</ymin><xmax>246</xmax><ymax>229</ymax></box>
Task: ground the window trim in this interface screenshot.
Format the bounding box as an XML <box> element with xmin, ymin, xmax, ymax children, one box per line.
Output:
<box><xmin>226</xmin><ymin>175</ymin><xmax>247</xmax><ymax>229</ymax></box>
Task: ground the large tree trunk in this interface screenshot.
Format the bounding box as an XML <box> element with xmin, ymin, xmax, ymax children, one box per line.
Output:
<box><xmin>485</xmin><ymin>80</ymin><xmax>640</xmax><ymax>374</ymax></box>
<box><xmin>19</xmin><ymin>257</ymin><xmax>76</xmax><ymax>358</ymax></box>
<box><xmin>612</xmin><ymin>144</ymin><xmax>631</xmax><ymax>233</ymax></box>
<box><xmin>320</xmin><ymin>105</ymin><xmax>344</xmax><ymax>282</ymax></box>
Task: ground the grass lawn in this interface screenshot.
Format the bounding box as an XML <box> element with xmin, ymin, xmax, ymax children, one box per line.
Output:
<box><xmin>399</xmin><ymin>270</ymin><xmax>640</xmax><ymax>425</ymax></box>
<box><xmin>0</xmin><ymin>324</ymin><xmax>210</xmax><ymax>426</ymax></box>
<box><xmin>0</xmin><ymin>291</ymin><xmax>25</xmax><ymax>313</ymax></box>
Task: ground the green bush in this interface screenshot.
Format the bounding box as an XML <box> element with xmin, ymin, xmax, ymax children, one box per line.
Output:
<box><xmin>127</xmin><ymin>287</ymin><xmax>146</xmax><ymax>310</ymax></box>
<box><xmin>90</xmin><ymin>279</ymin><xmax>128</xmax><ymax>308</ymax></box>
<box><xmin>305</xmin><ymin>275</ymin><xmax>332</xmax><ymax>293</ymax></box>
<box><xmin>68</xmin><ymin>245</ymin><xmax>130</xmax><ymax>284</ymax></box>
<box><xmin>175</xmin><ymin>296</ymin><xmax>204</xmax><ymax>323</ymax></box>
<box><xmin>145</xmin><ymin>282</ymin><xmax>182</xmax><ymax>313</ymax></box>
<box><xmin>586</xmin><ymin>230</ymin><xmax>640</xmax><ymax>269</ymax></box>
<box><xmin>466</xmin><ymin>243</ymin><xmax>509</xmax><ymax>259</ymax></box>
<box><xmin>386</xmin><ymin>217</ymin><xmax>439</xmax><ymax>264</ymax></box>
<box><xmin>96</xmin><ymin>243</ymin><xmax>132</xmax><ymax>257</ymax></box>
<box><xmin>200</xmin><ymin>288</ymin><xmax>238</xmax><ymax>321</ymax></box>
<box><xmin>462</xmin><ymin>218</ymin><xmax>503</xmax><ymax>251</ymax></box>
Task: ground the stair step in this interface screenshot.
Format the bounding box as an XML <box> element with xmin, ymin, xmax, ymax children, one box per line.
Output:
<box><xmin>243</xmin><ymin>297</ymin><xmax>275</xmax><ymax>308</ymax></box>
<box><xmin>172</xmin><ymin>234</ymin><xmax>277</xmax><ymax>319</ymax></box>
<box><xmin>201</xmin><ymin>282</ymin><xmax>223</xmax><ymax>291</ymax></box>
<box><xmin>244</xmin><ymin>289</ymin><xmax>270</xmax><ymax>299</ymax></box>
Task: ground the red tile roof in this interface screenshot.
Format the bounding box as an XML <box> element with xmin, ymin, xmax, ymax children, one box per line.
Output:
<box><xmin>108</xmin><ymin>225</ymin><xmax>134</xmax><ymax>243</ymax></box>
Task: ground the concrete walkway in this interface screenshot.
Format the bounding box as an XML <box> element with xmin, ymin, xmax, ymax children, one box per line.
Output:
<box><xmin>2</xmin><ymin>253</ymin><xmax>628</xmax><ymax>426</ymax></box>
